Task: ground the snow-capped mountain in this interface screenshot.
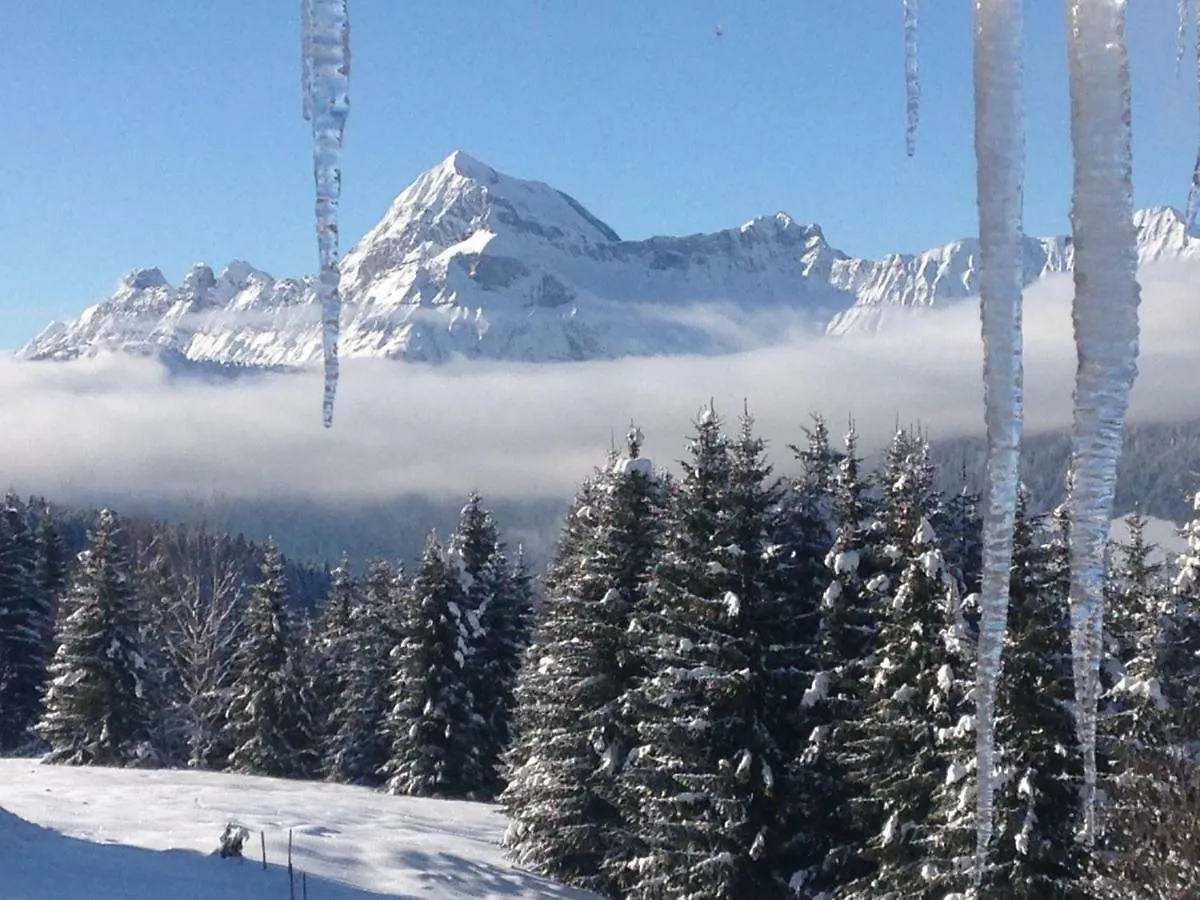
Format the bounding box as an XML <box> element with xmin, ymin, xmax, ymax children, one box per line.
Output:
<box><xmin>19</xmin><ymin>151</ymin><xmax>1200</xmax><ymax>365</ymax></box>
<box><xmin>825</xmin><ymin>207</ymin><xmax>1200</xmax><ymax>335</ymax></box>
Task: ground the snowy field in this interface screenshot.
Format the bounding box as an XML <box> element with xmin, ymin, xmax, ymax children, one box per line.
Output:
<box><xmin>0</xmin><ymin>760</ymin><xmax>595</xmax><ymax>900</ymax></box>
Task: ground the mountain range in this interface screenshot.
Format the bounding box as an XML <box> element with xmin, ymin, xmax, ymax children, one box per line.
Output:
<box><xmin>19</xmin><ymin>150</ymin><xmax>1200</xmax><ymax>365</ymax></box>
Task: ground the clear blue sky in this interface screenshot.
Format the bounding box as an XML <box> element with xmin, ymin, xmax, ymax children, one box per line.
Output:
<box><xmin>1</xmin><ymin>1</ymin><xmax>1193</xmax><ymax>348</ymax></box>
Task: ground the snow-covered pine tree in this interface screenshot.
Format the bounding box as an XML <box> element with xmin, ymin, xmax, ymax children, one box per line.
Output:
<box><xmin>981</xmin><ymin>501</ymin><xmax>1087</xmax><ymax>897</ymax></box>
<box><xmin>311</xmin><ymin>555</ymin><xmax>354</xmax><ymax>771</ymax></box>
<box><xmin>787</xmin><ymin>415</ymin><xmax>841</xmax><ymax>530</ymax></box>
<box><xmin>326</xmin><ymin>559</ymin><xmax>401</xmax><ymax>786</ymax></box>
<box><xmin>33</xmin><ymin>504</ymin><xmax>65</xmax><ymax>654</ymax></box>
<box><xmin>226</xmin><ymin>542</ymin><xmax>313</xmax><ymax>778</ymax></box>
<box><xmin>798</xmin><ymin>424</ymin><xmax>882</xmax><ymax>896</ymax></box>
<box><xmin>938</xmin><ymin>462</ymin><xmax>984</xmax><ymax>600</ymax></box>
<box><xmin>836</xmin><ymin>445</ymin><xmax>973</xmax><ymax>899</ymax></box>
<box><xmin>479</xmin><ymin>542</ymin><xmax>535</xmax><ymax>793</ymax></box>
<box><xmin>1160</xmin><ymin>492</ymin><xmax>1200</xmax><ymax>743</ymax></box>
<box><xmin>34</xmin><ymin>506</ymin><xmax>66</xmax><ymax>610</ymax></box>
<box><xmin>619</xmin><ymin>408</ymin><xmax>799</xmax><ymax>899</ymax></box>
<box><xmin>0</xmin><ymin>494</ymin><xmax>48</xmax><ymax>751</ymax></box>
<box><xmin>1095</xmin><ymin>510</ymin><xmax>1182</xmax><ymax>896</ymax></box>
<box><xmin>447</xmin><ymin>492</ymin><xmax>520</xmax><ymax>798</ymax></box>
<box><xmin>1103</xmin><ymin>512</ymin><xmax>1170</xmax><ymax>752</ymax></box>
<box><xmin>502</xmin><ymin>428</ymin><xmax>665</xmax><ymax>897</ymax></box>
<box><xmin>37</xmin><ymin>510</ymin><xmax>151</xmax><ymax>766</ymax></box>
<box><xmin>775</xmin><ymin>414</ymin><xmax>847</xmax><ymax>891</ymax></box>
<box><xmin>875</xmin><ymin>428</ymin><xmax>940</xmax><ymax>561</ymax></box>
<box><xmin>1097</xmin><ymin>493</ymin><xmax>1200</xmax><ymax>892</ymax></box>
<box><xmin>383</xmin><ymin>536</ymin><xmax>481</xmax><ymax>797</ymax></box>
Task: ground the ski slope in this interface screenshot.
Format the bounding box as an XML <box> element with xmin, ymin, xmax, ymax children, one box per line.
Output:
<box><xmin>0</xmin><ymin>760</ymin><xmax>595</xmax><ymax>900</ymax></box>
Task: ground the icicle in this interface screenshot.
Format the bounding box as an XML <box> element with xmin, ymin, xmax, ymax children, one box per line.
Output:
<box><xmin>1064</xmin><ymin>0</ymin><xmax>1140</xmax><ymax>846</ymax></box>
<box><xmin>971</xmin><ymin>0</ymin><xmax>1025</xmax><ymax>881</ymax></box>
<box><xmin>301</xmin><ymin>0</ymin><xmax>314</xmax><ymax>120</ymax></box>
<box><xmin>903</xmin><ymin>0</ymin><xmax>920</xmax><ymax>156</ymax></box>
<box><xmin>1179</xmin><ymin>0</ymin><xmax>1190</xmax><ymax>75</ymax></box>
<box><xmin>1188</xmin><ymin>0</ymin><xmax>1200</xmax><ymax>228</ymax></box>
<box><xmin>303</xmin><ymin>0</ymin><xmax>351</xmax><ymax>428</ymax></box>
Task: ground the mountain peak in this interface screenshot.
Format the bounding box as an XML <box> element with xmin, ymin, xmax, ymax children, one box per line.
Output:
<box><xmin>438</xmin><ymin>149</ymin><xmax>500</xmax><ymax>185</ymax></box>
<box><xmin>1132</xmin><ymin>205</ymin><xmax>1200</xmax><ymax>262</ymax></box>
<box><xmin>181</xmin><ymin>263</ymin><xmax>217</xmax><ymax>293</ymax></box>
<box><xmin>337</xmin><ymin>152</ymin><xmax>623</xmax><ymax>299</ymax></box>
<box><xmin>121</xmin><ymin>268</ymin><xmax>169</xmax><ymax>291</ymax></box>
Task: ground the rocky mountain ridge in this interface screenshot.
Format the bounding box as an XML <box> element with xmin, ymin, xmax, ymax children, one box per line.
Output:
<box><xmin>20</xmin><ymin>151</ymin><xmax>1200</xmax><ymax>364</ymax></box>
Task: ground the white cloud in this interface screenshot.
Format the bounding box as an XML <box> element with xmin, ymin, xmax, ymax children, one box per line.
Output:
<box><xmin>0</xmin><ymin>260</ymin><xmax>1196</xmax><ymax>506</ymax></box>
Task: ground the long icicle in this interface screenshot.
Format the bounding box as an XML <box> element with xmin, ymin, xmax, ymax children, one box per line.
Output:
<box><xmin>1064</xmin><ymin>0</ymin><xmax>1140</xmax><ymax>846</ymax></box>
<box><xmin>301</xmin><ymin>0</ymin><xmax>314</xmax><ymax>120</ymax></box>
<box><xmin>1180</xmin><ymin>0</ymin><xmax>1189</xmax><ymax>75</ymax></box>
<box><xmin>904</xmin><ymin>0</ymin><xmax>920</xmax><ymax>156</ymax></box>
<box><xmin>971</xmin><ymin>0</ymin><xmax>1025</xmax><ymax>881</ymax></box>
<box><xmin>1188</xmin><ymin>0</ymin><xmax>1200</xmax><ymax>228</ymax></box>
<box><xmin>303</xmin><ymin>0</ymin><xmax>351</xmax><ymax>428</ymax></box>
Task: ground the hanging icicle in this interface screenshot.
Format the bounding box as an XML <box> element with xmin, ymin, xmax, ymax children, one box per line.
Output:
<box><xmin>903</xmin><ymin>0</ymin><xmax>920</xmax><ymax>156</ymax></box>
<box><xmin>301</xmin><ymin>0</ymin><xmax>314</xmax><ymax>120</ymax></box>
<box><xmin>971</xmin><ymin>0</ymin><xmax>1025</xmax><ymax>881</ymax></box>
<box><xmin>302</xmin><ymin>0</ymin><xmax>351</xmax><ymax>428</ymax></box>
<box><xmin>1188</xmin><ymin>0</ymin><xmax>1200</xmax><ymax>228</ymax></box>
<box><xmin>1064</xmin><ymin>0</ymin><xmax>1140</xmax><ymax>845</ymax></box>
<box><xmin>1179</xmin><ymin>0</ymin><xmax>1190</xmax><ymax>75</ymax></box>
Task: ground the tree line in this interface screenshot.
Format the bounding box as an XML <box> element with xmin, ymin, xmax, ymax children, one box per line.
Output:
<box><xmin>0</xmin><ymin>493</ymin><xmax>533</xmax><ymax>802</ymax></box>
<box><xmin>500</xmin><ymin>410</ymin><xmax>1200</xmax><ymax>900</ymax></box>
<box><xmin>4</xmin><ymin>407</ymin><xmax>1200</xmax><ymax>898</ymax></box>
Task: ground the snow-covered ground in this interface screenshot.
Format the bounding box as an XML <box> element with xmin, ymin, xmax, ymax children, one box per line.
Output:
<box><xmin>0</xmin><ymin>760</ymin><xmax>595</xmax><ymax>900</ymax></box>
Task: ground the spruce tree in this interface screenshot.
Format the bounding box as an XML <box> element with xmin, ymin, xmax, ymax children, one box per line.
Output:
<box><xmin>938</xmin><ymin>465</ymin><xmax>984</xmax><ymax>600</ymax></box>
<box><xmin>0</xmin><ymin>495</ymin><xmax>48</xmax><ymax>751</ymax></box>
<box><xmin>1104</xmin><ymin>512</ymin><xmax>1170</xmax><ymax>750</ymax></box>
<box><xmin>799</xmin><ymin>425</ymin><xmax>881</xmax><ymax>896</ymax></box>
<box><xmin>837</xmin><ymin>445</ymin><xmax>972</xmax><ymax>899</ymax></box>
<box><xmin>227</xmin><ymin>543</ymin><xmax>313</xmax><ymax>778</ymax></box>
<box><xmin>383</xmin><ymin>536</ymin><xmax>481</xmax><ymax>797</ymax></box>
<box><xmin>326</xmin><ymin>559</ymin><xmax>400</xmax><ymax>785</ymax></box>
<box><xmin>447</xmin><ymin>493</ymin><xmax>520</xmax><ymax>797</ymax></box>
<box><xmin>34</xmin><ymin>506</ymin><xmax>66</xmax><ymax>616</ymax></box>
<box><xmin>503</xmin><ymin>429</ymin><xmax>665</xmax><ymax>896</ymax></box>
<box><xmin>981</xmin><ymin>502</ymin><xmax>1087</xmax><ymax>898</ymax></box>
<box><xmin>620</xmin><ymin>408</ymin><xmax>802</xmax><ymax>899</ymax></box>
<box><xmin>311</xmin><ymin>556</ymin><xmax>354</xmax><ymax>771</ymax></box>
<box><xmin>37</xmin><ymin>510</ymin><xmax>151</xmax><ymax>765</ymax></box>
<box><xmin>875</xmin><ymin>428</ymin><xmax>940</xmax><ymax>561</ymax></box>
<box><xmin>776</xmin><ymin>414</ymin><xmax>845</xmax><ymax>891</ymax></box>
<box><xmin>1097</xmin><ymin>511</ymin><xmax>1179</xmax><ymax>895</ymax></box>
<box><xmin>480</xmin><ymin>543</ymin><xmax>535</xmax><ymax>792</ymax></box>
<box><xmin>1161</xmin><ymin>492</ymin><xmax>1200</xmax><ymax>742</ymax></box>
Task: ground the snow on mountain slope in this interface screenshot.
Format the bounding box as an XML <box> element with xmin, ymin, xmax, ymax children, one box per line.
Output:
<box><xmin>825</xmin><ymin>207</ymin><xmax>1200</xmax><ymax>335</ymax></box>
<box><xmin>19</xmin><ymin>151</ymin><xmax>1200</xmax><ymax>365</ymax></box>
<box><xmin>0</xmin><ymin>760</ymin><xmax>594</xmax><ymax>900</ymax></box>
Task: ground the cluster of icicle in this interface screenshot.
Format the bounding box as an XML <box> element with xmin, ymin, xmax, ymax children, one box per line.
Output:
<box><xmin>301</xmin><ymin>0</ymin><xmax>351</xmax><ymax>428</ymax></box>
<box><xmin>901</xmin><ymin>0</ymin><xmax>1144</xmax><ymax>881</ymax></box>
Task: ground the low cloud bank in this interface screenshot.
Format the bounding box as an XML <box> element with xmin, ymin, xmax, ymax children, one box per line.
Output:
<box><xmin>0</xmin><ymin>261</ymin><xmax>1196</xmax><ymax>506</ymax></box>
